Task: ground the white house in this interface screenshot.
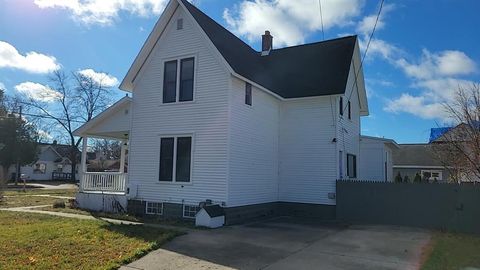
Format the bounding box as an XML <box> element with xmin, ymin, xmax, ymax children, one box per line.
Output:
<box><xmin>74</xmin><ymin>0</ymin><xmax>379</xmax><ymax>224</ymax></box>
<box><xmin>8</xmin><ymin>142</ymin><xmax>80</xmax><ymax>181</ymax></box>
<box><xmin>359</xmin><ymin>136</ymin><xmax>399</xmax><ymax>182</ymax></box>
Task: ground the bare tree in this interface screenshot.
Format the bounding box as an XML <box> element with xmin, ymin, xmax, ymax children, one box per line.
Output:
<box><xmin>20</xmin><ymin>70</ymin><xmax>113</xmax><ymax>182</ymax></box>
<box><xmin>431</xmin><ymin>84</ymin><xmax>480</xmax><ymax>182</ymax></box>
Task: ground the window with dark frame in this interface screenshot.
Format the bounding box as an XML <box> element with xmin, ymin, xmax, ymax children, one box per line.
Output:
<box><xmin>245</xmin><ymin>82</ymin><xmax>252</xmax><ymax>106</ymax></box>
<box><xmin>347</xmin><ymin>154</ymin><xmax>357</xmax><ymax>178</ymax></box>
<box><xmin>163</xmin><ymin>57</ymin><xmax>194</xmax><ymax>103</ymax></box>
<box><xmin>159</xmin><ymin>138</ymin><xmax>174</xmax><ymax>181</ymax></box>
<box><xmin>348</xmin><ymin>101</ymin><xmax>351</xmax><ymax>119</ymax></box>
<box><xmin>179</xmin><ymin>58</ymin><xmax>194</xmax><ymax>102</ymax></box>
<box><xmin>163</xmin><ymin>60</ymin><xmax>177</xmax><ymax>103</ymax></box>
<box><xmin>159</xmin><ymin>136</ymin><xmax>192</xmax><ymax>182</ymax></box>
<box><xmin>339</xmin><ymin>97</ymin><xmax>344</xmax><ymax>116</ymax></box>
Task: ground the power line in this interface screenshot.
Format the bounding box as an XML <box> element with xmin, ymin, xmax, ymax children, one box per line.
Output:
<box><xmin>318</xmin><ymin>0</ymin><xmax>325</xmax><ymax>40</ymax></box>
<box><xmin>342</xmin><ymin>0</ymin><xmax>384</xmax><ymax>113</ymax></box>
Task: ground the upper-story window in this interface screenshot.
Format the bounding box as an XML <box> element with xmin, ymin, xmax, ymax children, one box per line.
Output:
<box><xmin>245</xmin><ymin>82</ymin><xmax>252</xmax><ymax>106</ymax></box>
<box><xmin>339</xmin><ymin>97</ymin><xmax>344</xmax><ymax>116</ymax></box>
<box><xmin>163</xmin><ymin>57</ymin><xmax>195</xmax><ymax>103</ymax></box>
<box><xmin>348</xmin><ymin>101</ymin><xmax>351</xmax><ymax>119</ymax></box>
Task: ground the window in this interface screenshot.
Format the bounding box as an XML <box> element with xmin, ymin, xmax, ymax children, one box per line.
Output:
<box><xmin>33</xmin><ymin>163</ymin><xmax>46</xmax><ymax>174</ymax></box>
<box><xmin>421</xmin><ymin>170</ymin><xmax>443</xmax><ymax>181</ymax></box>
<box><xmin>146</xmin><ymin>202</ymin><xmax>163</xmax><ymax>215</ymax></box>
<box><xmin>347</xmin><ymin>154</ymin><xmax>357</xmax><ymax>178</ymax></box>
<box><xmin>339</xmin><ymin>151</ymin><xmax>343</xmax><ymax>179</ymax></box>
<box><xmin>245</xmin><ymin>82</ymin><xmax>252</xmax><ymax>106</ymax></box>
<box><xmin>177</xmin><ymin>18</ymin><xmax>183</xmax><ymax>30</ymax></box>
<box><xmin>339</xmin><ymin>97</ymin><xmax>344</xmax><ymax>116</ymax></box>
<box><xmin>183</xmin><ymin>204</ymin><xmax>201</xmax><ymax>218</ymax></box>
<box><xmin>162</xmin><ymin>57</ymin><xmax>194</xmax><ymax>103</ymax></box>
<box><xmin>159</xmin><ymin>136</ymin><xmax>192</xmax><ymax>182</ymax></box>
<box><xmin>348</xmin><ymin>101</ymin><xmax>351</xmax><ymax>119</ymax></box>
<box><xmin>163</xmin><ymin>60</ymin><xmax>177</xmax><ymax>103</ymax></box>
<box><xmin>56</xmin><ymin>164</ymin><xmax>63</xmax><ymax>173</ymax></box>
<box><xmin>180</xmin><ymin>58</ymin><xmax>194</xmax><ymax>102</ymax></box>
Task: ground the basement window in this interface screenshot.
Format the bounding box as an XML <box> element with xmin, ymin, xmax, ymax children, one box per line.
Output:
<box><xmin>146</xmin><ymin>202</ymin><xmax>163</xmax><ymax>215</ymax></box>
<box><xmin>183</xmin><ymin>204</ymin><xmax>201</xmax><ymax>218</ymax></box>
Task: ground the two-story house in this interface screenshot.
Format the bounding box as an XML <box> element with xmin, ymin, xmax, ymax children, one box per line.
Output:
<box><xmin>74</xmin><ymin>0</ymin><xmax>371</xmax><ymax>224</ymax></box>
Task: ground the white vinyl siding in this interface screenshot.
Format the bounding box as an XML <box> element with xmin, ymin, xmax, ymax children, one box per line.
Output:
<box><xmin>279</xmin><ymin>97</ymin><xmax>338</xmax><ymax>205</ymax></box>
<box><xmin>336</xmin><ymin>54</ymin><xmax>361</xmax><ymax>181</ymax></box>
<box><xmin>227</xmin><ymin>77</ymin><xmax>280</xmax><ymax>206</ymax></box>
<box><xmin>128</xmin><ymin>6</ymin><xmax>229</xmax><ymax>205</ymax></box>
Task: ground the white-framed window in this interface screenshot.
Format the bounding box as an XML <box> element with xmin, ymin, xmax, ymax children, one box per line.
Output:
<box><xmin>33</xmin><ymin>163</ymin><xmax>46</xmax><ymax>174</ymax></box>
<box><xmin>162</xmin><ymin>57</ymin><xmax>195</xmax><ymax>104</ymax></box>
<box><xmin>159</xmin><ymin>135</ymin><xmax>193</xmax><ymax>182</ymax></box>
<box><xmin>347</xmin><ymin>154</ymin><xmax>357</xmax><ymax>178</ymax></box>
<box><xmin>421</xmin><ymin>170</ymin><xmax>443</xmax><ymax>181</ymax></box>
<box><xmin>183</xmin><ymin>204</ymin><xmax>201</xmax><ymax>218</ymax></box>
<box><xmin>146</xmin><ymin>202</ymin><xmax>163</xmax><ymax>215</ymax></box>
<box><xmin>339</xmin><ymin>96</ymin><xmax>344</xmax><ymax>116</ymax></box>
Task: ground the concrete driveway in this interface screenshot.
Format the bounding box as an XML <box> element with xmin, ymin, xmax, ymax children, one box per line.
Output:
<box><xmin>121</xmin><ymin>217</ymin><xmax>431</xmax><ymax>270</ymax></box>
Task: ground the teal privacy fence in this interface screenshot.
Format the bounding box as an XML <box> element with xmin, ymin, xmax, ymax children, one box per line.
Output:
<box><xmin>336</xmin><ymin>180</ymin><xmax>480</xmax><ymax>234</ymax></box>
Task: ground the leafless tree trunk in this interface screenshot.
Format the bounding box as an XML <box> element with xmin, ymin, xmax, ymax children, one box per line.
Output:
<box><xmin>432</xmin><ymin>84</ymin><xmax>480</xmax><ymax>182</ymax></box>
<box><xmin>20</xmin><ymin>70</ymin><xmax>112</xmax><ymax>182</ymax></box>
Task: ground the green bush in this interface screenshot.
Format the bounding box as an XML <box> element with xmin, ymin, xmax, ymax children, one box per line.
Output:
<box><xmin>404</xmin><ymin>175</ymin><xmax>410</xmax><ymax>183</ymax></box>
<box><xmin>395</xmin><ymin>172</ymin><xmax>402</xmax><ymax>183</ymax></box>
<box><xmin>414</xmin><ymin>173</ymin><xmax>422</xmax><ymax>183</ymax></box>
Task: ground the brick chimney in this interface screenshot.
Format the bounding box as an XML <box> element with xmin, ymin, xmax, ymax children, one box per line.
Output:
<box><xmin>261</xmin><ymin>30</ymin><xmax>273</xmax><ymax>56</ymax></box>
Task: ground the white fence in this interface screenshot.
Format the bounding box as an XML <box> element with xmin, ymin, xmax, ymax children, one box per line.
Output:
<box><xmin>80</xmin><ymin>172</ymin><xmax>127</xmax><ymax>193</ymax></box>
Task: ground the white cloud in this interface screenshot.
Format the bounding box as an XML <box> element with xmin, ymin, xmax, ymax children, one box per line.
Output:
<box><xmin>0</xmin><ymin>82</ymin><xmax>5</xmax><ymax>91</ymax></box>
<box><xmin>15</xmin><ymin>82</ymin><xmax>62</xmax><ymax>102</ymax></box>
<box><xmin>34</xmin><ymin>0</ymin><xmax>169</xmax><ymax>26</ymax></box>
<box><xmin>223</xmin><ymin>0</ymin><xmax>364</xmax><ymax>47</ymax></box>
<box><xmin>78</xmin><ymin>69</ymin><xmax>119</xmax><ymax>87</ymax></box>
<box><xmin>395</xmin><ymin>49</ymin><xmax>476</xmax><ymax>80</ymax></box>
<box><xmin>0</xmin><ymin>41</ymin><xmax>60</xmax><ymax>74</ymax></box>
<box><xmin>38</xmin><ymin>129</ymin><xmax>54</xmax><ymax>141</ymax></box>
<box><xmin>385</xmin><ymin>49</ymin><xmax>478</xmax><ymax>121</ymax></box>
<box><xmin>385</xmin><ymin>93</ymin><xmax>448</xmax><ymax>120</ymax></box>
<box><xmin>356</xmin><ymin>3</ymin><xmax>395</xmax><ymax>36</ymax></box>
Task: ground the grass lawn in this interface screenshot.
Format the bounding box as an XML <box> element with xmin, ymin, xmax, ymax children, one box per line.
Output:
<box><xmin>422</xmin><ymin>232</ymin><xmax>480</xmax><ymax>270</ymax></box>
<box><xmin>0</xmin><ymin>189</ymin><xmax>77</xmax><ymax>208</ymax></box>
<box><xmin>0</xmin><ymin>211</ymin><xmax>180</xmax><ymax>270</ymax></box>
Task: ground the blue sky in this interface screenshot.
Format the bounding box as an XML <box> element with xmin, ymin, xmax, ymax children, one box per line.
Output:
<box><xmin>0</xmin><ymin>0</ymin><xmax>479</xmax><ymax>143</ymax></box>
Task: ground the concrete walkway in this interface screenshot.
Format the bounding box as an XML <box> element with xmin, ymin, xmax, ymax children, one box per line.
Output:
<box><xmin>0</xmin><ymin>205</ymin><xmax>190</xmax><ymax>231</ymax></box>
<box><xmin>120</xmin><ymin>217</ymin><xmax>431</xmax><ymax>270</ymax></box>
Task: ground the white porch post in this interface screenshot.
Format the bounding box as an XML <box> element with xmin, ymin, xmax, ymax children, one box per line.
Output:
<box><xmin>80</xmin><ymin>136</ymin><xmax>88</xmax><ymax>191</ymax></box>
<box><xmin>119</xmin><ymin>140</ymin><xmax>126</xmax><ymax>173</ymax></box>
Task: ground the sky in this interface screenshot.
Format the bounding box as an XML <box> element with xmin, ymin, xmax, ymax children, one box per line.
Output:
<box><xmin>0</xmin><ymin>0</ymin><xmax>479</xmax><ymax>143</ymax></box>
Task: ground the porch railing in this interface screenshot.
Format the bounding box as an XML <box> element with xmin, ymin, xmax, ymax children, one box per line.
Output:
<box><xmin>80</xmin><ymin>172</ymin><xmax>127</xmax><ymax>193</ymax></box>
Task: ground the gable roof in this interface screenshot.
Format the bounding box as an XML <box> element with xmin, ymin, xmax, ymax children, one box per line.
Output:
<box><xmin>121</xmin><ymin>0</ymin><xmax>360</xmax><ymax>100</ymax></box>
<box><xmin>201</xmin><ymin>204</ymin><xmax>225</xmax><ymax>217</ymax></box>
<box><xmin>393</xmin><ymin>144</ymin><xmax>444</xmax><ymax>167</ymax></box>
<box><xmin>181</xmin><ymin>0</ymin><xmax>357</xmax><ymax>98</ymax></box>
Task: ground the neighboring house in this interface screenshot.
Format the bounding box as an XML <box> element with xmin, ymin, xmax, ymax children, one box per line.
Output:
<box><xmin>73</xmin><ymin>0</ymin><xmax>381</xmax><ymax>223</ymax></box>
<box><xmin>393</xmin><ymin>144</ymin><xmax>449</xmax><ymax>182</ymax></box>
<box><xmin>8</xmin><ymin>141</ymin><xmax>80</xmax><ymax>181</ymax></box>
<box><xmin>359</xmin><ymin>136</ymin><xmax>399</xmax><ymax>182</ymax></box>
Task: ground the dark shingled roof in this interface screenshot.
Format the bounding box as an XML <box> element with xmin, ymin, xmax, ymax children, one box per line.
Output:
<box><xmin>181</xmin><ymin>0</ymin><xmax>356</xmax><ymax>98</ymax></box>
<box><xmin>202</xmin><ymin>204</ymin><xmax>225</xmax><ymax>217</ymax></box>
<box><xmin>393</xmin><ymin>144</ymin><xmax>443</xmax><ymax>167</ymax></box>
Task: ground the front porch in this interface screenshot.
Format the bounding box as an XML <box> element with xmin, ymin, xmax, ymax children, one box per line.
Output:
<box><xmin>73</xmin><ymin>97</ymin><xmax>132</xmax><ymax>196</ymax></box>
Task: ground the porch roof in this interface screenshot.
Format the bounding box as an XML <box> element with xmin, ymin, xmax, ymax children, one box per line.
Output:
<box><xmin>73</xmin><ymin>96</ymin><xmax>131</xmax><ymax>140</ymax></box>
